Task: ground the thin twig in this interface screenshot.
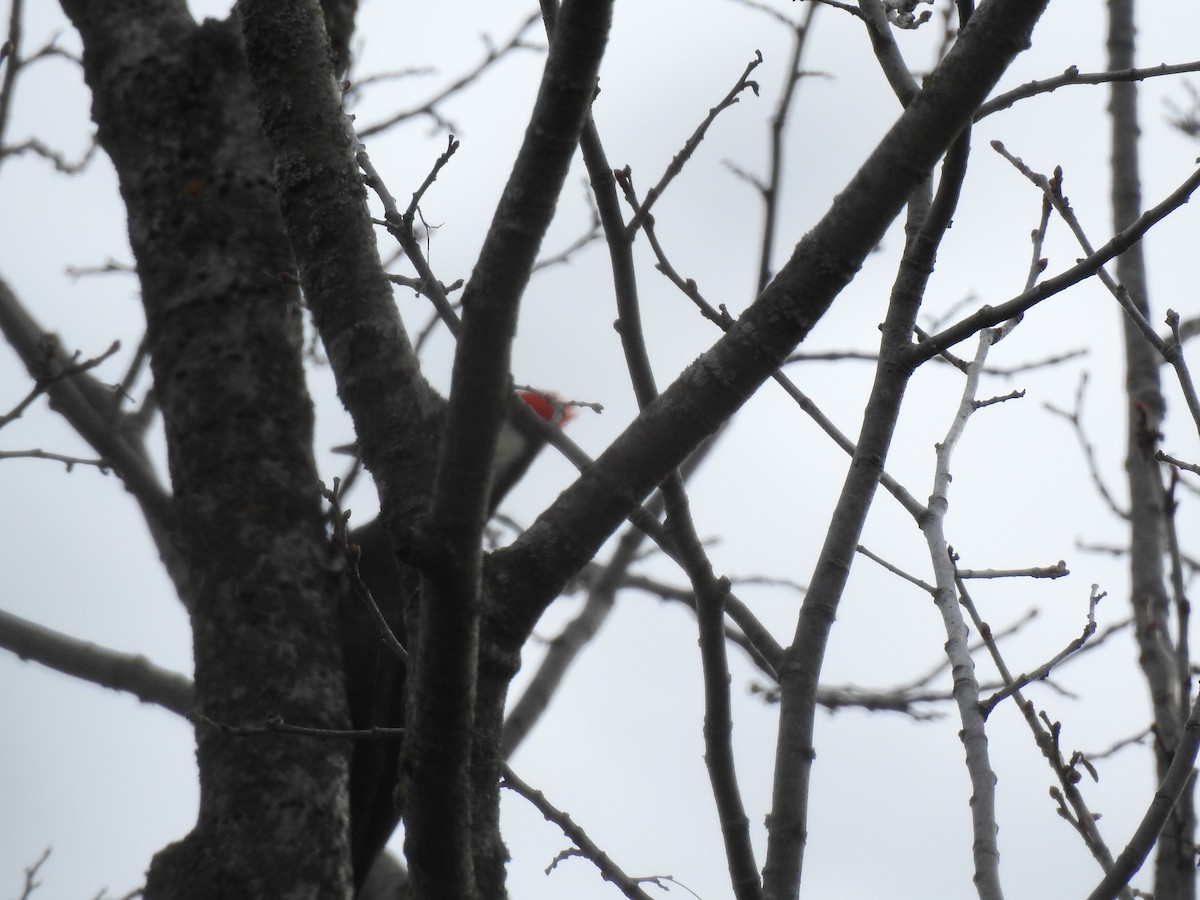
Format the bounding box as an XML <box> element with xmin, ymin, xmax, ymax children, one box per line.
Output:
<box><xmin>356</xmin><ymin>133</ymin><xmax>462</xmax><ymax>337</ymax></box>
<box><xmin>856</xmin><ymin>544</ymin><xmax>935</xmax><ymax>593</ymax></box>
<box><xmin>959</xmin><ymin>571</ymin><xmax>1125</xmax><ymax>891</ymax></box>
<box><xmin>501</xmin><ymin>765</ymin><xmax>659</xmax><ymax>900</ymax></box>
<box><xmin>604</xmin><ymin>56</ymin><xmax>764</xmax><ymax>894</ymax></box>
<box><xmin>190</xmin><ymin>711</ymin><xmax>403</xmax><ymax>740</ymax></box>
<box><xmin>1044</xmin><ymin>373</ymin><xmax>1128</xmax><ymax>518</ymax></box>
<box><xmin>957</xmin><ymin>560</ymin><xmax>1069</xmax><ymax>580</ymax></box>
<box><xmin>980</xmin><ymin>583</ymin><xmax>1104</xmax><ymax>715</ymax></box>
<box><xmin>921</xmin><ymin>330</ymin><xmax>1005</xmax><ymax>899</ymax></box>
<box><xmin>0</xmin><ymin>339</ymin><xmax>120</xmax><ymax>429</ymax></box>
<box><xmin>1157</xmin><ymin>450</ymin><xmax>1200</xmax><ymax>477</ymax></box>
<box><xmin>356</xmin><ymin>13</ymin><xmax>543</xmax><ymax>138</ymax></box>
<box><xmin>910</xmin><ymin>161</ymin><xmax>1200</xmax><ymax>363</ymax></box>
<box><xmin>0</xmin><ymin>0</ymin><xmax>25</xmax><ymax>155</ymax></box>
<box><xmin>977</xmin><ymin>59</ymin><xmax>1200</xmax><ymax>120</ymax></box>
<box><xmin>0</xmin><ymin>447</ymin><xmax>110</xmax><ymax>470</ymax></box>
<box><xmin>733</xmin><ymin>0</ymin><xmax>820</xmax><ymax>292</ymax></box>
<box><xmin>532</xmin><ymin>202</ymin><xmax>603</xmax><ymax>272</ymax></box>
<box><xmin>802</xmin><ymin>0</ymin><xmax>865</xmax><ymax>18</ymax></box>
<box><xmin>624</xmin><ymin>51</ymin><xmax>763</xmax><ymax>237</ymax></box>
<box><xmin>1164</xmin><ymin>469</ymin><xmax>1192</xmax><ymax>729</ymax></box>
<box><xmin>321</xmin><ymin>479</ymin><xmax>408</xmax><ymax>665</ymax></box>
<box><xmin>16</xmin><ymin>848</ymin><xmax>52</xmax><ymax>900</ymax></box>
<box><xmin>992</xmin><ymin>144</ymin><xmax>1200</xmax><ymax>438</ymax></box>
<box><xmin>622</xmin><ymin>168</ymin><xmax>928</xmax><ymax>520</ymax></box>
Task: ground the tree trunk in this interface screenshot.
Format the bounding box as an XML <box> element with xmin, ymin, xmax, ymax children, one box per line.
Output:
<box><xmin>59</xmin><ymin>5</ymin><xmax>357</xmax><ymax>896</ymax></box>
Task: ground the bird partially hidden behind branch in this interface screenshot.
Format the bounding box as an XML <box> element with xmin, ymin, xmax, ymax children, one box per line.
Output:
<box><xmin>342</xmin><ymin>389</ymin><xmax>574</xmax><ymax>894</ymax></box>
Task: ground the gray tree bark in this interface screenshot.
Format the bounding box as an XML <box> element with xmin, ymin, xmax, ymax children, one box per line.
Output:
<box><xmin>39</xmin><ymin>1</ymin><xmax>1058</xmax><ymax>897</ymax></box>
<box><xmin>1108</xmin><ymin>1</ymin><xmax>1197</xmax><ymax>896</ymax></box>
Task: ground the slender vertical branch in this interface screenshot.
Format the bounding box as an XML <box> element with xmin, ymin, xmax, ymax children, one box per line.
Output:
<box><xmin>756</xmin><ymin>3</ymin><xmax>819</xmax><ymax>293</ymax></box>
<box><xmin>580</xmin><ymin>44</ymin><xmax>765</xmax><ymax>897</ymax></box>
<box><xmin>414</xmin><ymin>0</ymin><xmax>616</xmax><ymax>893</ymax></box>
<box><xmin>1107</xmin><ymin>2</ymin><xmax>1195</xmax><ymax>895</ymax></box>
<box><xmin>922</xmin><ymin>334</ymin><xmax>1004</xmax><ymax>900</ymax></box>
<box><xmin>763</xmin><ymin>131</ymin><xmax>970</xmax><ymax>900</ymax></box>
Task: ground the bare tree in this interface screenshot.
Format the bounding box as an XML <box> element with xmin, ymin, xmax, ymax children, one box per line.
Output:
<box><xmin>4</xmin><ymin>1</ymin><xmax>1200</xmax><ymax>899</ymax></box>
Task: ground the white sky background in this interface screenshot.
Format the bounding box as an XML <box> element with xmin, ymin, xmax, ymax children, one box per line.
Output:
<box><xmin>2</xmin><ymin>0</ymin><xmax>1200</xmax><ymax>898</ymax></box>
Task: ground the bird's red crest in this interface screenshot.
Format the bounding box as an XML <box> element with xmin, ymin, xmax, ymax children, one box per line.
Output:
<box><xmin>517</xmin><ymin>390</ymin><xmax>574</xmax><ymax>425</ymax></box>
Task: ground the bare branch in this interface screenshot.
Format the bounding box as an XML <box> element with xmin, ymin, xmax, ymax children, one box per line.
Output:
<box><xmin>322</xmin><ymin>479</ymin><xmax>408</xmax><ymax>666</ymax></box>
<box><xmin>0</xmin><ymin>0</ymin><xmax>26</xmax><ymax>154</ymax></box>
<box><xmin>981</xmin><ymin>584</ymin><xmax>1105</xmax><ymax>715</ymax></box>
<box><xmin>0</xmin><ymin>447</ymin><xmax>111</xmax><ymax>470</ymax></box>
<box><xmin>857</xmin><ymin>543</ymin><xmax>935</xmax><ymax>593</ymax></box>
<box><xmin>857</xmin><ymin>0</ymin><xmax>921</xmax><ymax>106</ymax></box>
<box><xmin>921</xmin><ymin>330</ymin><xmax>1006</xmax><ymax>898</ymax></box>
<box><xmin>356</xmin><ymin>13</ymin><xmax>543</xmax><ymax>138</ymax></box>
<box><xmin>1044</xmin><ymin>373</ymin><xmax>1128</xmax><ymax>519</ymax></box>
<box><xmin>0</xmin><ymin>607</ymin><xmax>193</xmax><ymax>715</ymax></box>
<box><xmin>0</xmin><ymin>279</ymin><xmax>182</xmax><ymax>598</ymax></box>
<box><xmin>911</xmin><ymin>161</ymin><xmax>1200</xmax><ymax>363</ymax></box>
<box><xmin>598</xmin><ymin>56</ymin><xmax>764</xmax><ymax>895</ymax></box>
<box><xmin>1157</xmin><ymin>450</ymin><xmax>1200</xmax><ymax>477</ymax></box>
<box><xmin>1086</xmin><ymin>690</ymin><xmax>1200</xmax><ymax>900</ymax></box>
<box><xmin>532</xmin><ymin>198</ymin><xmax>602</xmax><ymax>272</ymax></box>
<box><xmin>978</xmin><ymin>60</ymin><xmax>1200</xmax><ymax>120</ymax></box>
<box><xmin>731</xmin><ymin>0</ymin><xmax>821</xmax><ymax>292</ymax></box>
<box><xmin>16</xmin><ymin>848</ymin><xmax>52</xmax><ymax>900</ymax></box>
<box><xmin>358</xmin><ymin>134</ymin><xmax>462</xmax><ymax>338</ymax></box>
<box><xmin>0</xmin><ymin>135</ymin><xmax>97</xmax><ymax>172</ymax></box>
<box><xmin>957</xmin><ymin>560</ymin><xmax>1069</xmax><ymax>580</ymax></box>
<box><xmin>0</xmin><ymin>338</ymin><xmax>120</xmax><ymax>430</ymax></box>
<box><xmin>501</xmin><ymin>765</ymin><xmax>660</xmax><ymax>900</ymax></box>
<box><xmin>64</xmin><ymin>258</ymin><xmax>135</xmax><ymax>280</ymax></box>
<box><xmin>624</xmin><ymin>50</ymin><xmax>763</xmax><ymax>236</ymax></box>
<box><xmin>801</xmin><ymin>0</ymin><xmax>865</xmax><ymax>18</ymax></box>
<box><xmin>991</xmin><ymin>144</ymin><xmax>1200</xmax><ymax>440</ymax></box>
<box><xmin>190</xmin><ymin>711</ymin><xmax>403</xmax><ymax>741</ymax></box>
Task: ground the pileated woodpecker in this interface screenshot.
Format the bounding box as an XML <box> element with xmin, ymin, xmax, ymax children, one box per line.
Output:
<box><xmin>343</xmin><ymin>389</ymin><xmax>572</xmax><ymax>893</ymax></box>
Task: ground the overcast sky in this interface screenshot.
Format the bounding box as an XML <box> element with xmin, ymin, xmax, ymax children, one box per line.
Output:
<box><xmin>4</xmin><ymin>1</ymin><xmax>1200</xmax><ymax>898</ymax></box>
